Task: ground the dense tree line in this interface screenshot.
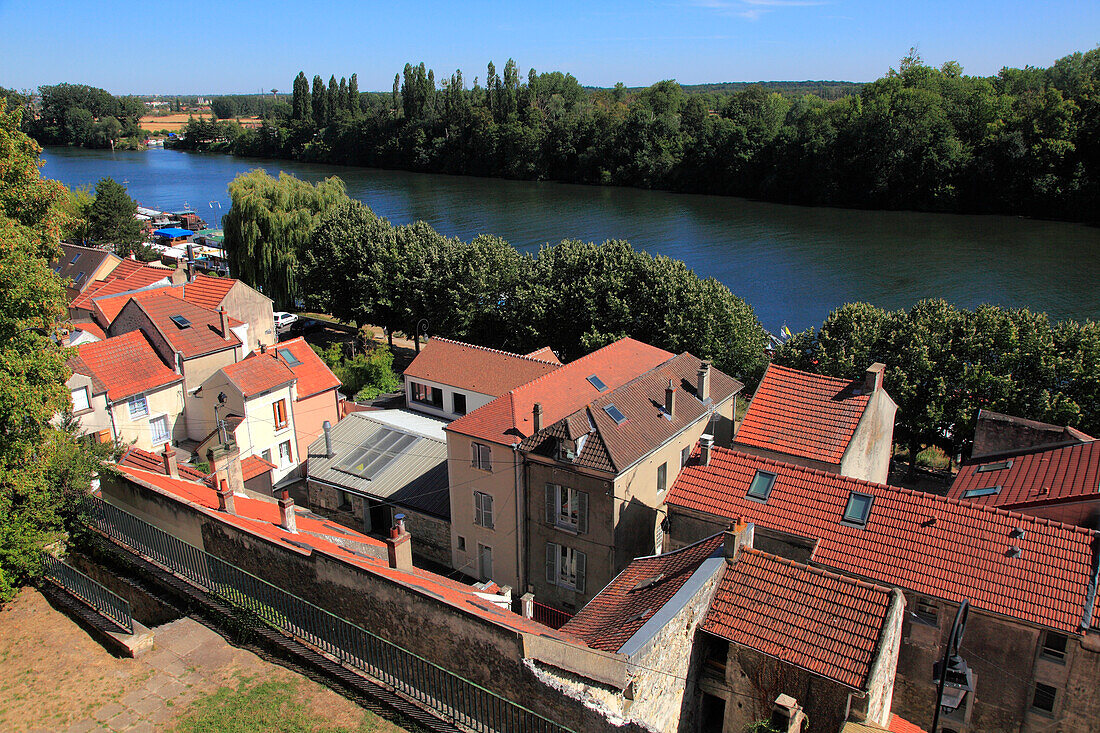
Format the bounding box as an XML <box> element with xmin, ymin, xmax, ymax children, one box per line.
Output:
<box><xmin>182</xmin><ymin>48</ymin><xmax>1100</xmax><ymax>220</ymax></box>
<box><xmin>774</xmin><ymin>300</ymin><xmax>1100</xmax><ymax>471</ymax></box>
<box><xmin>24</xmin><ymin>83</ymin><xmax>146</xmax><ymax>148</ymax></box>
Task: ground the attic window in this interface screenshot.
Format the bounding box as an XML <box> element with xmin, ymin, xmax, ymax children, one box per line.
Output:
<box><xmin>746</xmin><ymin>470</ymin><xmax>776</xmax><ymax>501</ymax></box>
<box><xmin>976</xmin><ymin>460</ymin><xmax>1013</xmax><ymax>473</ymax></box>
<box><xmin>962</xmin><ymin>485</ymin><xmax>1001</xmax><ymax>499</ymax></box>
<box><xmin>73</xmin><ymin>271</ymin><xmax>85</xmax><ymax>284</ymax></box>
<box><xmin>603</xmin><ymin>404</ymin><xmax>627</xmax><ymax>424</ymax></box>
<box><xmin>70</xmin><ymin>253</ymin><xmax>81</xmax><ymax>264</ymax></box>
<box><xmin>624</xmin><ymin>609</ymin><xmax>652</xmax><ymax>625</ymax></box>
<box><xmin>169</xmin><ymin>315</ymin><xmax>192</xmax><ymax>329</ymax></box>
<box><xmin>587</xmin><ymin>374</ymin><xmax>608</xmax><ymax>392</ymax></box>
<box><xmin>631</xmin><ymin>574</ymin><xmax>665</xmax><ymax>592</ymax></box>
<box><xmin>842</xmin><ymin>492</ymin><xmax>874</xmax><ymax>526</ymax></box>
<box><xmin>277</xmin><ymin>348</ymin><xmax>301</xmax><ymax>366</ymax></box>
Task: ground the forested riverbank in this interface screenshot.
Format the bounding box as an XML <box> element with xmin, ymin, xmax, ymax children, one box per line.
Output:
<box><xmin>164</xmin><ymin>48</ymin><xmax>1100</xmax><ymax>221</ymax></box>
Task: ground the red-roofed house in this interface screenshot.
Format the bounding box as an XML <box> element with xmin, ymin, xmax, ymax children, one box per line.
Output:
<box><xmin>403</xmin><ymin>337</ymin><xmax>561</xmax><ymax>420</ymax></box>
<box><xmin>971</xmin><ymin>409</ymin><xmax>1094</xmax><ymax>461</ymax></box>
<box><xmin>265</xmin><ymin>338</ymin><xmax>341</xmax><ymax>463</ymax></box>
<box><xmin>68</xmin><ymin>260</ymin><xmax>173</xmax><ymax>321</ymax></box>
<box><xmin>949</xmin><ymin>439</ymin><xmax>1100</xmax><ymax>527</ymax></box>
<box><xmin>65</xmin><ymin>331</ymin><xmax>185</xmax><ymax>449</ymax></box>
<box><xmin>734</xmin><ymin>363</ymin><xmax>897</xmax><ymax>484</ymax></box>
<box><xmin>665</xmin><ymin>446</ymin><xmax>1100</xmax><ymax>732</ymax></box>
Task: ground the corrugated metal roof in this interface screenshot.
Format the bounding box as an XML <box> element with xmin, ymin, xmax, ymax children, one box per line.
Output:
<box><xmin>307</xmin><ymin>412</ymin><xmax>450</xmax><ymax>519</ymax></box>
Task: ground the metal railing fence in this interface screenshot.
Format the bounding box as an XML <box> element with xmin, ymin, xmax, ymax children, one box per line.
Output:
<box><xmin>81</xmin><ymin>496</ymin><xmax>571</xmax><ymax>733</ymax></box>
<box><xmin>532</xmin><ymin>602</ymin><xmax>573</xmax><ymax>631</ymax></box>
<box><xmin>41</xmin><ymin>552</ymin><xmax>133</xmax><ymax>633</ymax></box>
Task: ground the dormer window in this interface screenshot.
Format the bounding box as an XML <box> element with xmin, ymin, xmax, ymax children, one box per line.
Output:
<box><xmin>842</xmin><ymin>492</ymin><xmax>874</xmax><ymax>526</ymax></box>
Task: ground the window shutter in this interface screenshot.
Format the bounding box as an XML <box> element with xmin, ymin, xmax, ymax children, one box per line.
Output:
<box><xmin>485</xmin><ymin>444</ymin><xmax>491</xmax><ymax>469</ymax></box>
<box><xmin>545</xmin><ymin>484</ymin><xmax>556</xmax><ymax>524</ymax></box>
<box><xmin>575</xmin><ymin>550</ymin><xmax>586</xmax><ymax>594</ymax></box>
<box><xmin>577</xmin><ymin>491</ymin><xmax>588</xmax><ymax>534</ymax></box>
<box><xmin>471</xmin><ymin>442</ymin><xmax>477</xmax><ymax>467</ymax></box>
<box><xmin>546</xmin><ymin>543</ymin><xmax>557</xmax><ymax>585</ymax></box>
<box><xmin>485</xmin><ymin>494</ymin><xmax>493</xmax><ymax>529</ymax></box>
<box><xmin>474</xmin><ymin>492</ymin><xmax>482</xmax><ymax>526</ymax></box>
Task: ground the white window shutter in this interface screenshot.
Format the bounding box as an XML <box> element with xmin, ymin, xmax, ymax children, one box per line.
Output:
<box><xmin>546</xmin><ymin>542</ymin><xmax>557</xmax><ymax>585</ymax></box>
<box><xmin>577</xmin><ymin>491</ymin><xmax>588</xmax><ymax>535</ymax></box>
<box><xmin>545</xmin><ymin>484</ymin><xmax>556</xmax><ymax>524</ymax></box>
<box><xmin>575</xmin><ymin>550</ymin><xmax>586</xmax><ymax>594</ymax></box>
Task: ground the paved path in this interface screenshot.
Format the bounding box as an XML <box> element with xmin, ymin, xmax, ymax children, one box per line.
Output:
<box><xmin>0</xmin><ymin>587</ymin><xmax>402</xmax><ymax>732</ymax></box>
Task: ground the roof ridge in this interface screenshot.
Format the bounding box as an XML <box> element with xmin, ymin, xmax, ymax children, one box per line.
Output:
<box><xmin>965</xmin><ymin>437</ymin><xmax>1098</xmax><ymax>464</ymax></box>
<box><xmin>768</xmin><ymin>362</ymin><xmax>861</xmax><ymax>388</ymax></box>
<box><xmin>429</xmin><ymin>336</ymin><xmax>561</xmax><ymax>366</ymax></box>
<box><xmin>739</xmin><ymin>547</ymin><xmax>894</xmax><ymax>594</ymax></box>
<box><xmin>631</xmin><ymin>531</ymin><xmax>725</xmax><ymax>562</ymax></box>
<box><xmin>593</xmin><ymin>351</ymin><xmax>696</xmax><ymax>405</ymax></box>
<box><xmin>714</xmin><ymin>446</ymin><xmax>1100</xmax><ymax>537</ymax></box>
<box><xmin>507</xmin><ymin>337</ymin><xmax>655</xmax><ymax>399</ymax></box>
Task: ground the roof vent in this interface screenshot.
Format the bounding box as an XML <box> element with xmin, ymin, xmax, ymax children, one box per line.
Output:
<box><xmin>169</xmin><ymin>314</ymin><xmax>192</xmax><ymax>329</ymax></box>
<box><xmin>624</xmin><ymin>608</ymin><xmax>653</xmax><ymax>625</ymax></box>
<box><xmin>631</xmin><ymin>574</ymin><xmax>665</xmax><ymax>592</ymax></box>
<box><xmin>1006</xmin><ymin>545</ymin><xmax>1022</xmax><ymax>558</ymax></box>
<box><xmin>1038</xmin><ymin>486</ymin><xmax>1049</xmax><ymax>496</ymax></box>
<box><xmin>1011</xmin><ymin>527</ymin><xmax>1027</xmax><ymax>540</ymax></box>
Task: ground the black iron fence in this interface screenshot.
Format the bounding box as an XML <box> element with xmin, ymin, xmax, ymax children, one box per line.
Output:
<box><xmin>81</xmin><ymin>496</ymin><xmax>571</xmax><ymax>733</ymax></box>
<box><xmin>41</xmin><ymin>552</ymin><xmax>133</xmax><ymax>633</ymax></box>
<box><xmin>532</xmin><ymin>602</ymin><xmax>573</xmax><ymax>631</ymax></box>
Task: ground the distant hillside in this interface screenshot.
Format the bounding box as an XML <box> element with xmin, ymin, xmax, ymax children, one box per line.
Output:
<box><xmin>593</xmin><ymin>80</ymin><xmax>865</xmax><ymax>100</ymax></box>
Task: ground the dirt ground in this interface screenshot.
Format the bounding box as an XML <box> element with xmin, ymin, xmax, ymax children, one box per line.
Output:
<box><xmin>140</xmin><ymin>114</ymin><xmax>262</xmax><ymax>132</ymax></box>
<box><xmin>0</xmin><ymin>587</ymin><xmax>407</xmax><ymax>732</ymax></box>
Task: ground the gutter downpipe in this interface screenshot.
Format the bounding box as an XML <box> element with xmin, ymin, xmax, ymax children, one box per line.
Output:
<box><xmin>514</xmin><ymin>442</ymin><xmax>526</xmax><ymax>593</ymax></box>
<box><xmin>106</xmin><ymin>398</ymin><xmax>120</xmax><ymax>444</ymax></box>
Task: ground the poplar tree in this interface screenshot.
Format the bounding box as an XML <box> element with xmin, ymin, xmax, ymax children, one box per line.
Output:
<box><xmin>291</xmin><ymin>72</ymin><xmax>310</xmax><ymax>121</ymax></box>
<box><xmin>311</xmin><ymin>75</ymin><xmax>325</xmax><ymax>125</ymax></box>
<box><xmin>338</xmin><ymin>77</ymin><xmax>349</xmax><ymax>113</ymax></box>
<box><xmin>392</xmin><ymin>74</ymin><xmax>400</xmax><ymax>116</ymax></box>
<box><xmin>348</xmin><ymin>74</ymin><xmax>360</xmax><ymax>114</ymax></box>
<box><xmin>326</xmin><ymin>75</ymin><xmax>338</xmax><ymax>124</ymax></box>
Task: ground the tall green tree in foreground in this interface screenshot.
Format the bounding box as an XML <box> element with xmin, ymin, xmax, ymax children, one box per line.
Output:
<box><xmin>222</xmin><ymin>169</ymin><xmax>347</xmax><ymax>309</ymax></box>
<box><xmin>88</xmin><ymin>177</ymin><xmax>142</xmax><ymax>256</ymax></box>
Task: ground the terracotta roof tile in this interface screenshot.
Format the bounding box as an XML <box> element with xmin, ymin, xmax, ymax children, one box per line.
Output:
<box><xmin>241</xmin><ymin>455</ymin><xmax>276</xmax><ymax>482</ymax></box>
<box><xmin>702</xmin><ymin>548</ymin><xmax>894</xmax><ymax>690</ymax></box>
<box><xmin>561</xmin><ymin>534</ymin><xmax>724</xmax><ymax>652</ymax></box>
<box><xmin>666</xmin><ymin>447</ymin><xmax>1100</xmax><ymax>634</ymax></box>
<box><xmin>524</xmin><ymin>346</ymin><xmax>562</xmax><ymax>365</ymax></box>
<box><xmin>949</xmin><ymin>440</ymin><xmax>1100</xmax><ymax>510</ymax></box>
<box><xmin>735</xmin><ymin>364</ymin><xmax>875</xmax><ymax>465</ymax></box>
<box><xmin>68</xmin><ymin>331</ymin><xmax>182</xmax><ymax>402</ymax></box>
<box><xmin>889</xmin><ymin>714</ymin><xmax>928</xmax><ymax>733</ymax></box>
<box><xmin>122</xmin><ymin>292</ymin><xmax>242</xmax><ymax>359</ymax></box>
<box><xmin>72</xmin><ymin>322</ymin><xmax>106</xmax><ymax>340</ymax></box>
<box><xmin>92</xmin><ymin>285</ymin><xmax>185</xmax><ymax>326</ymax></box>
<box><xmin>221</xmin><ymin>355</ymin><xmax>296</xmax><ymax>398</ymax></box>
<box><xmin>404</xmin><ymin>337</ymin><xmax>561</xmax><ymax>397</ymax></box>
<box><xmin>448</xmin><ymin>338</ymin><xmax>675</xmax><ymax>446</ymax></box>
<box><xmin>119</xmin><ymin>447</ymin><xmax>210</xmax><ymax>483</ymax></box>
<box><xmin>182</xmin><ymin>274</ymin><xmax>237</xmax><ymax>310</ymax></box>
<box><xmin>263</xmin><ymin>338</ymin><xmax>341</xmax><ymax>400</ymax></box>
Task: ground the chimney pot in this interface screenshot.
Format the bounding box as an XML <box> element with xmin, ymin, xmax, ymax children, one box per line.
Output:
<box><xmin>385</xmin><ymin>513</ymin><xmax>413</xmax><ymax>571</ymax></box>
<box><xmin>664</xmin><ymin>379</ymin><xmax>676</xmax><ymax>418</ymax></box>
<box><xmin>161</xmin><ymin>442</ymin><xmax>178</xmax><ymax>478</ymax></box>
<box><xmin>218</xmin><ymin>305</ymin><xmax>230</xmax><ymax>341</ymax></box>
<box><xmin>699</xmin><ymin>434</ymin><xmax>714</xmax><ymax>466</ymax></box>
<box><xmin>533</xmin><ymin>402</ymin><xmax>543</xmax><ymax>434</ymax></box>
<box><xmin>723</xmin><ymin>518</ymin><xmax>754</xmax><ymax>563</ymax></box>
<box><xmin>277</xmin><ymin>487</ymin><xmax>297</xmax><ymax>533</ymax></box>
<box><xmin>323</xmin><ymin>420</ymin><xmax>334</xmax><ymax>458</ymax></box>
<box><xmin>216</xmin><ymin>478</ymin><xmax>235</xmax><ymax>514</ymax></box>
<box><xmin>697</xmin><ymin>361</ymin><xmax>711</xmax><ymax>402</ymax></box>
<box><xmin>864</xmin><ymin>363</ymin><xmax>886</xmax><ymax>393</ymax></box>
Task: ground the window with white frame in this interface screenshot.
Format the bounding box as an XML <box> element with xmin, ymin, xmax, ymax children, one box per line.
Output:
<box><xmin>128</xmin><ymin>394</ymin><xmax>149</xmax><ymax>419</ymax></box>
<box><xmin>545</xmin><ymin>542</ymin><xmax>586</xmax><ymax>593</ymax></box>
<box><xmin>71</xmin><ymin>386</ymin><xmax>90</xmax><ymax>413</ymax></box>
<box><xmin>471</xmin><ymin>442</ymin><xmax>491</xmax><ymax>471</ymax></box>
<box><xmin>473</xmin><ymin>491</ymin><xmax>494</xmax><ymax>529</ymax></box>
<box><xmin>150</xmin><ymin>415</ymin><xmax>170</xmax><ymax>445</ymax></box>
<box><xmin>545</xmin><ymin>484</ymin><xmax>588</xmax><ymax>533</ymax></box>
<box><xmin>278</xmin><ymin>440</ymin><xmax>293</xmax><ymax>467</ymax></box>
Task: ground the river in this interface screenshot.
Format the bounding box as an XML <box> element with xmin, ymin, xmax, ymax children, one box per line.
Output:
<box><xmin>40</xmin><ymin>146</ymin><xmax>1100</xmax><ymax>334</ymax></box>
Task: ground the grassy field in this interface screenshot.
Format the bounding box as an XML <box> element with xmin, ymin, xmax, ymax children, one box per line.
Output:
<box><xmin>141</xmin><ymin>113</ymin><xmax>262</xmax><ymax>132</ymax></box>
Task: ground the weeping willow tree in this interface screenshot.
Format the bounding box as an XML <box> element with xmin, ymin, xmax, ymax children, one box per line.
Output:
<box><xmin>222</xmin><ymin>169</ymin><xmax>348</xmax><ymax>309</ymax></box>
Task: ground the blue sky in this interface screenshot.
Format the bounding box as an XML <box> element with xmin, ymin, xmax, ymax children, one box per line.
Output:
<box><xmin>1</xmin><ymin>0</ymin><xmax>1096</xmax><ymax>94</ymax></box>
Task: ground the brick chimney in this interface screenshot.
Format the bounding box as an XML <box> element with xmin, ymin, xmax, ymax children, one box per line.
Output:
<box><xmin>385</xmin><ymin>513</ymin><xmax>413</xmax><ymax>571</ymax></box>
<box><xmin>664</xmin><ymin>379</ymin><xmax>676</xmax><ymax>418</ymax></box>
<box><xmin>699</xmin><ymin>434</ymin><xmax>714</xmax><ymax>466</ymax></box>
<box><xmin>533</xmin><ymin>402</ymin><xmax>543</xmax><ymax>434</ymax></box>
<box><xmin>697</xmin><ymin>361</ymin><xmax>711</xmax><ymax>402</ymax></box>
<box><xmin>160</xmin><ymin>442</ymin><xmax>178</xmax><ymax>478</ymax></box>
<box><xmin>276</xmin><ymin>485</ymin><xmax>297</xmax><ymax>533</ymax></box>
<box><xmin>217</xmin><ymin>306</ymin><xmax>230</xmax><ymax>341</ymax></box>
<box><xmin>170</xmin><ymin>265</ymin><xmax>188</xmax><ymax>286</ymax></box>
<box><xmin>864</xmin><ymin>362</ymin><xmax>885</xmax><ymax>393</ymax></box>
<box><xmin>723</xmin><ymin>518</ymin><xmax>754</xmax><ymax>564</ymax></box>
<box><xmin>769</xmin><ymin>694</ymin><xmax>807</xmax><ymax>733</ymax></box>
<box><xmin>207</xmin><ymin>440</ymin><xmax>244</xmax><ymax>496</ymax></box>
<box><xmin>216</xmin><ymin>478</ymin><xmax>236</xmax><ymax>514</ymax></box>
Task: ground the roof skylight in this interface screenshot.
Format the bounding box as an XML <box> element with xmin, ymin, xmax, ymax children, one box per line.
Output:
<box><xmin>603</xmin><ymin>403</ymin><xmax>627</xmax><ymax>424</ymax></box>
<box><xmin>976</xmin><ymin>460</ymin><xmax>1013</xmax><ymax>473</ymax></box>
<box><xmin>277</xmin><ymin>348</ymin><xmax>301</xmax><ymax>366</ymax></box>
<box><xmin>747</xmin><ymin>470</ymin><xmax>776</xmax><ymax>501</ymax></box>
<box><xmin>587</xmin><ymin>374</ymin><xmax>608</xmax><ymax>392</ymax></box>
<box><xmin>70</xmin><ymin>253</ymin><xmax>81</xmax><ymax>264</ymax></box>
<box><xmin>842</xmin><ymin>492</ymin><xmax>874</xmax><ymax>526</ymax></box>
<box><xmin>169</xmin><ymin>315</ymin><xmax>192</xmax><ymax>329</ymax></box>
<box><xmin>962</xmin><ymin>485</ymin><xmax>1002</xmax><ymax>498</ymax></box>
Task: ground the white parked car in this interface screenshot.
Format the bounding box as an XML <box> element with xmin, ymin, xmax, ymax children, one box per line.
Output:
<box><xmin>274</xmin><ymin>312</ymin><xmax>299</xmax><ymax>332</ymax></box>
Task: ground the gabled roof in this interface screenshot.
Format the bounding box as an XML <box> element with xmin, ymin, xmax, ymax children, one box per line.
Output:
<box><xmin>404</xmin><ymin>337</ymin><xmax>561</xmax><ymax>398</ymax></box>
<box><xmin>71</xmin><ymin>322</ymin><xmax>106</xmax><ymax>341</ymax></box>
<box><xmin>265</xmin><ymin>338</ymin><xmax>340</xmax><ymax>400</ymax></box>
<box><xmin>447</xmin><ymin>338</ymin><xmax>675</xmax><ymax>446</ymax></box>
<box><xmin>666</xmin><ymin>447</ymin><xmax>1100</xmax><ymax>634</ymax></box>
<box><xmin>735</xmin><ymin>364</ymin><xmax>878</xmax><ymax>465</ymax></box>
<box><xmin>524</xmin><ymin>346</ymin><xmax>562</xmax><ymax>365</ymax></box>
<box><xmin>949</xmin><ymin>440</ymin><xmax>1100</xmax><ymax>510</ymax></box>
<box><xmin>118</xmin><ymin>446</ymin><xmax>211</xmax><ymax>484</ymax></box>
<box><xmin>241</xmin><ymin>455</ymin><xmax>276</xmax><ymax>482</ymax></box>
<box><xmin>121</xmin><ymin>292</ymin><xmax>242</xmax><ymax>358</ymax></box>
<box><xmin>561</xmin><ymin>534</ymin><xmax>724</xmax><ymax>653</ymax></box>
<box><xmin>53</xmin><ymin>244</ymin><xmax>116</xmax><ymax>292</ymax></box>
<box><xmin>92</xmin><ymin>284</ymin><xmax>186</xmax><ymax>326</ymax></box>
<box><xmin>115</xmin><ymin>464</ymin><xmax>574</xmax><ymax>641</ymax></box>
<box><xmin>67</xmin><ymin>331</ymin><xmax>183</xmax><ymax>402</ymax></box>
<box><xmin>182</xmin><ymin>273</ymin><xmax>240</xmax><ymax>309</ymax></box>
<box><xmin>220</xmin><ymin>354</ymin><xmax>296</xmax><ymax>398</ymax></box>
<box><xmin>702</xmin><ymin>548</ymin><xmax>894</xmax><ymax>690</ymax></box>
<box><xmin>69</xmin><ymin>264</ymin><xmax>172</xmax><ymax>312</ymax></box>
<box><xmin>521</xmin><ymin>353</ymin><xmax>743</xmax><ymax>473</ymax></box>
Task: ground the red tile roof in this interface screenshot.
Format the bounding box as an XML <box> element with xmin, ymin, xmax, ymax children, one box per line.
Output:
<box><xmin>735</xmin><ymin>364</ymin><xmax>877</xmax><ymax>465</ymax></box>
<box><xmin>524</xmin><ymin>346</ymin><xmax>562</xmax><ymax>365</ymax></box>
<box><xmin>889</xmin><ymin>714</ymin><xmax>927</xmax><ymax>733</ymax></box>
<box><xmin>221</xmin><ymin>354</ymin><xmax>296</xmax><ymax>398</ymax></box>
<box><xmin>182</xmin><ymin>274</ymin><xmax>238</xmax><ymax>310</ymax></box>
<box><xmin>404</xmin><ymin>337</ymin><xmax>561</xmax><ymax>398</ymax></box>
<box><xmin>702</xmin><ymin>548</ymin><xmax>894</xmax><ymax>690</ymax></box>
<box><xmin>115</xmin><ymin>465</ymin><xmax>575</xmax><ymax>641</ymax></box>
<box><xmin>68</xmin><ymin>331</ymin><xmax>183</xmax><ymax>402</ymax></box>
<box><xmin>92</xmin><ymin>285</ymin><xmax>186</xmax><ymax>326</ymax></box>
<box><xmin>70</xmin><ymin>262</ymin><xmax>171</xmax><ymax>311</ymax></box>
<box><xmin>264</xmin><ymin>338</ymin><xmax>340</xmax><ymax>400</ymax></box>
<box><xmin>666</xmin><ymin>447</ymin><xmax>1100</xmax><ymax>634</ymax></box>
<box><xmin>118</xmin><ymin>447</ymin><xmax>210</xmax><ymax>483</ymax></box>
<box><xmin>121</xmin><ymin>292</ymin><xmax>242</xmax><ymax>358</ymax></box>
<box><xmin>949</xmin><ymin>440</ymin><xmax>1100</xmax><ymax>510</ymax></box>
<box><xmin>72</xmin><ymin>322</ymin><xmax>106</xmax><ymax>340</ymax></box>
<box><xmin>241</xmin><ymin>455</ymin><xmax>276</xmax><ymax>482</ymax></box>
<box><xmin>447</xmin><ymin>338</ymin><xmax>675</xmax><ymax>446</ymax></box>
<box><xmin>561</xmin><ymin>534</ymin><xmax>724</xmax><ymax>652</ymax></box>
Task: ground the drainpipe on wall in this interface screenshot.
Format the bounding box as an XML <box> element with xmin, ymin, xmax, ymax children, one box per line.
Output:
<box><xmin>514</xmin><ymin>443</ymin><xmax>526</xmax><ymax>593</ymax></box>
